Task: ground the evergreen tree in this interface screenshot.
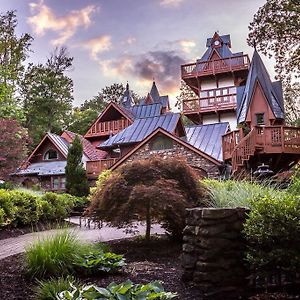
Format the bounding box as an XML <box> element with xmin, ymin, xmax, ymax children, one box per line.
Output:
<box><xmin>65</xmin><ymin>136</ymin><xmax>89</xmax><ymax>197</ymax></box>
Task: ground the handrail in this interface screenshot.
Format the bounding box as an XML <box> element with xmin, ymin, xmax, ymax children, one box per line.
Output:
<box><xmin>86</xmin><ymin>158</ymin><xmax>118</xmax><ymax>175</ymax></box>
<box><xmin>86</xmin><ymin>119</ymin><xmax>130</xmax><ymax>136</ymax></box>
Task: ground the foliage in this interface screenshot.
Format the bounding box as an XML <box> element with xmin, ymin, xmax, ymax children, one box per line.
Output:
<box><xmin>248</xmin><ymin>0</ymin><xmax>299</xmax><ymax>79</ymax></box>
<box><xmin>65</xmin><ymin>136</ymin><xmax>89</xmax><ymax>197</ymax></box>
<box><xmin>287</xmin><ymin>165</ymin><xmax>300</xmax><ymax>195</ymax></box>
<box><xmin>89</xmin><ymin>169</ymin><xmax>112</xmax><ymax>197</ymax></box>
<box><xmin>26</xmin><ymin>230</ymin><xmax>125</xmax><ymax>279</ymax></box>
<box><xmin>0</xmin><ymin>189</ymin><xmax>85</xmax><ymax>227</ymax></box>
<box><xmin>0</xmin><ymin>10</ymin><xmax>33</xmax><ymax>121</ymax></box>
<box><xmin>35</xmin><ymin>276</ymin><xmax>78</xmax><ymax>300</ymax></box>
<box><xmin>243</xmin><ymin>193</ymin><xmax>300</xmax><ymax>276</ymax></box>
<box><xmin>175</xmin><ymin>80</ymin><xmax>195</xmax><ymax>110</ymax></box>
<box><xmin>26</xmin><ymin>230</ymin><xmax>81</xmax><ymax>278</ymax></box>
<box><xmin>0</xmin><ymin>118</ymin><xmax>30</xmax><ymax>180</ymax></box>
<box><xmin>87</xmin><ymin>158</ymin><xmax>207</xmax><ymax>241</ymax></box>
<box><xmin>203</xmin><ymin>179</ymin><xmax>287</xmax><ymax>208</ymax></box>
<box><xmin>21</xmin><ymin>47</ymin><xmax>73</xmax><ymax>145</ymax></box>
<box><xmin>283</xmin><ymin>79</ymin><xmax>300</xmax><ymax>126</ymax></box>
<box><xmin>74</xmin><ymin>249</ymin><xmax>126</xmax><ymax>274</ymax></box>
<box><xmin>57</xmin><ymin>280</ymin><xmax>177</xmax><ymax>300</ymax></box>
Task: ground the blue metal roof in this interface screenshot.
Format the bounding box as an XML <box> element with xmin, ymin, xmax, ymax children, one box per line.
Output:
<box><xmin>185</xmin><ymin>122</ymin><xmax>229</xmax><ymax>161</ymax></box>
<box><xmin>237</xmin><ymin>50</ymin><xmax>284</xmax><ymax>123</ymax></box>
<box><xmin>48</xmin><ymin>133</ymin><xmax>69</xmax><ymax>157</ymax></box>
<box><xmin>128</xmin><ymin>103</ymin><xmax>162</xmax><ymax>119</ymax></box>
<box><xmin>99</xmin><ymin>113</ymin><xmax>181</xmax><ymax>149</ymax></box>
<box><xmin>16</xmin><ymin>161</ymin><xmax>67</xmax><ymax>176</ymax></box>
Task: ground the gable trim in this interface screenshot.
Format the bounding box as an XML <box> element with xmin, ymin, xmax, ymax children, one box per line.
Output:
<box><xmin>111</xmin><ymin>127</ymin><xmax>221</xmax><ymax>171</ymax></box>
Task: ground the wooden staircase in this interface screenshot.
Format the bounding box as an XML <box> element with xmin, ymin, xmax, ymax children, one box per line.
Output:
<box><xmin>222</xmin><ymin>126</ymin><xmax>300</xmax><ymax>174</ymax></box>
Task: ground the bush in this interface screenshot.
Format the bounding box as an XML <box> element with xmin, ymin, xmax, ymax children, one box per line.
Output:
<box><xmin>26</xmin><ymin>230</ymin><xmax>81</xmax><ymax>278</ymax></box>
<box><xmin>57</xmin><ymin>280</ymin><xmax>177</xmax><ymax>300</ymax></box>
<box><xmin>26</xmin><ymin>230</ymin><xmax>125</xmax><ymax>279</ymax></box>
<box><xmin>203</xmin><ymin>179</ymin><xmax>286</xmax><ymax>208</ymax></box>
<box><xmin>243</xmin><ymin>193</ymin><xmax>300</xmax><ymax>276</ymax></box>
<box><xmin>35</xmin><ymin>276</ymin><xmax>77</xmax><ymax>300</ymax></box>
<box><xmin>87</xmin><ymin>158</ymin><xmax>207</xmax><ymax>240</ymax></box>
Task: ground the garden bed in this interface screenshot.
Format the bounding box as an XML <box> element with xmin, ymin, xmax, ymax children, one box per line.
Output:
<box><xmin>0</xmin><ymin>237</ymin><xmax>202</xmax><ymax>299</ymax></box>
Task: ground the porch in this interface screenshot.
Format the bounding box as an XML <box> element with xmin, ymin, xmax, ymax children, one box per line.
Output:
<box><xmin>86</xmin><ymin>158</ymin><xmax>119</xmax><ymax>178</ymax></box>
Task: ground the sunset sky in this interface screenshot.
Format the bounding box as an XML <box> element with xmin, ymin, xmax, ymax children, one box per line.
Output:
<box><xmin>0</xmin><ymin>0</ymin><xmax>274</xmax><ymax>107</ymax></box>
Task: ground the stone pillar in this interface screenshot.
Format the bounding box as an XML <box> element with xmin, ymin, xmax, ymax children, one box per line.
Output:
<box><xmin>182</xmin><ymin>207</ymin><xmax>249</xmax><ymax>299</ymax></box>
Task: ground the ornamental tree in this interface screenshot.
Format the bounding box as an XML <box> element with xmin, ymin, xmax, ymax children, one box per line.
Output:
<box><xmin>65</xmin><ymin>135</ymin><xmax>89</xmax><ymax>197</ymax></box>
<box><xmin>87</xmin><ymin>158</ymin><xmax>207</xmax><ymax>241</ymax></box>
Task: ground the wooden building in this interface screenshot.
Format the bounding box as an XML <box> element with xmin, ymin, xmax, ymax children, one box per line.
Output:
<box><xmin>14</xmin><ymin>33</ymin><xmax>300</xmax><ymax>190</ymax></box>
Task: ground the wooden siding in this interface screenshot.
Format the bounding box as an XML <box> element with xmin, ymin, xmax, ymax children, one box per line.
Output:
<box><xmin>86</xmin><ymin>158</ymin><xmax>118</xmax><ymax>177</ymax></box>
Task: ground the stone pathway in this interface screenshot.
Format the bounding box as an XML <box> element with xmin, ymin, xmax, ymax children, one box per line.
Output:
<box><xmin>0</xmin><ymin>217</ymin><xmax>164</xmax><ymax>260</ymax></box>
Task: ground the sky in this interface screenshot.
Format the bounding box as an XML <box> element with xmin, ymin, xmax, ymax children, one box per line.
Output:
<box><xmin>0</xmin><ymin>0</ymin><xmax>275</xmax><ymax>108</ymax></box>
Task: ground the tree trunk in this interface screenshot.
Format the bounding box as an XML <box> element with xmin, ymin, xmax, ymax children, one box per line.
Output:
<box><xmin>146</xmin><ymin>200</ymin><xmax>151</xmax><ymax>242</ymax></box>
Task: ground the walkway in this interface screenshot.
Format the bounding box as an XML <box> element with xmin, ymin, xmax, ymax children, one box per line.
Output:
<box><xmin>0</xmin><ymin>217</ymin><xmax>164</xmax><ymax>260</ymax></box>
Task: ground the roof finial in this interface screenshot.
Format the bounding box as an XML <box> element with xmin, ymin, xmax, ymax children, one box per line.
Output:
<box><xmin>126</xmin><ymin>81</ymin><xmax>129</xmax><ymax>90</ymax></box>
<box><xmin>253</xmin><ymin>40</ymin><xmax>257</xmax><ymax>51</ymax></box>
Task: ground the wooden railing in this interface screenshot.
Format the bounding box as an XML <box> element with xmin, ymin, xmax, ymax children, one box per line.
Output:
<box><xmin>183</xmin><ymin>86</ymin><xmax>237</xmax><ymax>113</ymax></box>
<box><xmin>86</xmin><ymin>119</ymin><xmax>130</xmax><ymax>137</ymax></box>
<box><xmin>181</xmin><ymin>54</ymin><xmax>250</xmax><ymax>78</ymax></box>
<box><xmin>224</xmin><ymin>126</ymin><xmax>300</xmax><ymax>173</ymax></box>
<box><xmin>86</xmin><ymin>158</ymin><xmax>118</xmax><ymax>176</ymax></box>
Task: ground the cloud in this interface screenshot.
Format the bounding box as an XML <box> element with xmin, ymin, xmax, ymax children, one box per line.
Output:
<box><xmin>99</xmin><ymin>51</ymin><xmax>185</xmax><ymax>94</ymax></box>
<box><xmin>83</xmin><ymin>36</ymin><xmax>112</xmax><ymax>60</ymax></box>
<box><xmin>28</xmin><ymin>0</ymin><xmax>98</xmax><ymax>45</ymax></box>
<box><xmin>179</xmin><ymin>39</ymin><xmax>196</xmax><ymax>53</ymax></box>
<box><xmin>160</xmin><ymin>0</ymin><xmax>185</xmax><ymax>7</ymax></box>
<box><xmin>125</xmin><ymin>37</ymin><xmax>136</xmax><ymax>45</ymax></box>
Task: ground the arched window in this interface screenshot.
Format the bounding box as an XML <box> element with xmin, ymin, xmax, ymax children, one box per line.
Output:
<box><xmin>44</xmin><ymin>149</ymin><xmax>58</xmax><ymax>160</ymax></box>
<box><xmin>149</xmin><ymin>136</ymin><xmax>173</xmax><ymax>151</ymax></box>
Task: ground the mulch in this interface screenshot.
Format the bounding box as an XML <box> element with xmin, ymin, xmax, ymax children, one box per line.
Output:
<box><xmin>0</xmin><ymin>236</ymin><xmax>298</xmax><ymax>300</ymax></box>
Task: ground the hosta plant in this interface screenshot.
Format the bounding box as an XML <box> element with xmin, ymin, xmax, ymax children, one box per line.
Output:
<box><xmin>57</xmin><ymin>280</ymin><xmax>177</xmax><ymax>300</ymax></box>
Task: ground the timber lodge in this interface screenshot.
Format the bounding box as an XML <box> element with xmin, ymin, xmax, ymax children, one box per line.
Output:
<box><xmin>13</xmin><ymin>33</ymin><xmax>300</xmax><ymax>191</ymax></box>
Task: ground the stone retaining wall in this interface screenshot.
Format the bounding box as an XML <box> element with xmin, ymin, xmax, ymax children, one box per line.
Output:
<box><xmin>182</xmin><ymin>207</ymin><xmax>249</xmax><ymax>299</ymax></box>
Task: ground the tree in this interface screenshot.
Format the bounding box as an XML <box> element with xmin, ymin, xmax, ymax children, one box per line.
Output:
<box><xmin>175</xmin><ymin>80</ymin><xmax>195</xmax><ymax>110</ymax></box>
<box><xmin>248</xmin><ymin>0</ymin><xmax>299</xmax><ymax>79</ymax></box>
<box><xmin>87</xmin><ymin>158</ymin><xmax>207</xmax><ymax>241</ymax></box>
<box><xmin>65</xmin><ymin>136</ymin><xmax>89</xmax><ymax>197</ymax></box>
<box><xmin>21</xmin><ymin>47</ymin><xmax>73</xmax><ymax>145</ymax></box>
<box><xmin>0</xmin><ymin>10</ymin><xmax>33</xmax><ymax>120</ymax></box>
<box><xmin>283</xmin><ymin>79</ymin><xmax>300</xmax><ymax>126</ymax></box>
<box><xmin>0</xmin><ymin>119</ymin><xmax>30</xmax><ymax>180</ymax></box>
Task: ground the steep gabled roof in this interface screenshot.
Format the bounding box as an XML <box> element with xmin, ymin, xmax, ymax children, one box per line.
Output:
<box><xmin>237</xmin><ymin>50</ymin><xmax>284</xmax><ymax>123</ymax></box>
<box><xmin>110</xmin><ymin>127</ymin><xmax>221</xmax><ymax>171</ymax></box>
<box><xmin>98</xmin><ymin>113</ymin><xmax>181</xmax><ymax>149</ymax></box>
<box><xmin>185</xmin><ymin>122</ymin><xmax>229</xmax><ymax>161</ymax></box>
<box><xmin>62</xmin><ymin>130</ymin><xmax>107</xmax><ymax>160</ymax></box>
<box><xmin>150</xmin><ymin>81</ymin><xmax>160</xmax><ymax>102</ymax></box>
<box><xmin>128</xmin><ymin>103</ymin><xmax>162</xmax><ymax>119</ymax></box>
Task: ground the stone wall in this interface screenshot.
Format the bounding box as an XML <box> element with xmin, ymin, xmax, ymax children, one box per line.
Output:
<box><xmin>182</xmin><ymin>207</ymin><xmax>249</xmax><ymax>299</ymax></box>
<box><xmin>124</xmin><ymin>139</ymin><xmax>220</xmax><ymax>178</ymax></box>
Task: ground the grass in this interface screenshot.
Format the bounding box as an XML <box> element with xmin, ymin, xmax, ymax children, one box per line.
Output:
<box><xmin>25</xmin><ymin>230</ymin><xmax>83</xmax><ymax>278</ymax></box>
<box><xmin>203</xmin><ymin>179</ymin><xmax>287</xmax><ymax>208</ymax></box>
<box><xmin>34</xmin><ymin>276</ymin><xmax>78</xmax><ymax>300</ymax></box>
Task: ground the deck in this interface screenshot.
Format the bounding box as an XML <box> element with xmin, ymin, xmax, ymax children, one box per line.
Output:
<box><xmin>85</xmin><ymin>119</ymin><xmax>131</xmax><ymax>138</ymax></box>
<box><xmin>222</xmin><ymin>126</ymin><xmax>300</xmax><ymax>173</ymax></box>
<box><xmin>181</xmin><ymin>54</ymin><xmax>250</xmax><ymax>79</ymax></box>
<box><xmin>183</xmin><ymin>86</ymin><xmax>237</xmax><ymax>114</ymax></box>
<box><xmin>86</xmin><ymin>158</ymin><xmax>118</xmax><ymax>177</ymax></box>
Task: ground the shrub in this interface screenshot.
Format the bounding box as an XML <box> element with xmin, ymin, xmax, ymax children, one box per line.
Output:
<box><xmin>0</xmin><ymin>189</ymin><xmax>16</xmax><ymax>226</ymax></box>
<box><xmin>243</xmin><ymin>193</ymin><xmax>300</xmax><ymax>277</ymax></box>
<box><xmin>203</xmin><ymin>179</ymin><xmax>286</xmax><ymax>208</ymax></box>
<box><xmin>87</xmin><ymin>158</ymin><xmax>207</xmax><ymax>241</ymax></box>
<box><xmin>35</xmin><ymin>276</ymin><xmax>77</xmax><ymax>300</ymax></box>
<box><xmin>26</xmin><ymin>230</ymin><xmax>81</xmax><ymax>278</ymax></box>
<box><xmin>57</xmin><ymin>280</ymin><xmax>177</xmax><ymax>300</ymax></box>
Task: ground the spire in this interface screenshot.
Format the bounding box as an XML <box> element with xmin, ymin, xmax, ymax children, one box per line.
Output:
<box><xmin>150</xmin><ymin>81</ymin><xmax>160</xmax><ymax>103</ymax></box>
<box><xmin>120</xmin><ymin>82</ymin><xmax>133</xmax><ymax>108</ymax></box>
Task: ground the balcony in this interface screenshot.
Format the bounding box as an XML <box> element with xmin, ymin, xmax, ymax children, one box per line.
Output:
<box><xmin>85</xmin><ymin>119</ymin><xmax>131</xmax><ymax>138</ymax></box>
<box><xmin>182</xmin><ymin>86</ymin><xmax>237</xmax><ymax>114</ymax></box>
<box><xmin>181</xmin><ymin>54</ymin><xmax>250</xmax><ymax>79</ymax></box>
<box><xmin>86</xmin><ymin>158</ymin><xmax>119</xmax><ymax>177</ymax></box>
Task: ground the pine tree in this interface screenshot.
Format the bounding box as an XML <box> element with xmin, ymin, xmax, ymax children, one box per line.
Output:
<box><xmin>65</xmin><ymin>136</ymin><xmax>89</xmax><ymax>196</ymax></box>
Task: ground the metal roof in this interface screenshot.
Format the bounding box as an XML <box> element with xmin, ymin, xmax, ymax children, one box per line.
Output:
<box><xmin>48</xmin><ymin>133</ymin><xmax>69</xmax><ymax>157</ymax></box>
<box><xmin>99</xmin><ymin>113</ymin><xmax>181</xmax><ymax>149</ymax></box>
<box><xmin>15</xmin><ymin>161</ymin><xmax>67</xmax><ymax>176</ymax></box>
<box><xmin>237</xmin><ymin>50</ymin><xmax>284</xmax><ymax>123</ymax></box>
<box><xmin>128</xmin><ymin>103</ymin><xmax>162</xmax><ymax>119</ymax></box>
<box><xmin>185</xmin><ymin>122</ymin><xmax>229</xmax><ymax>161</ymax></box>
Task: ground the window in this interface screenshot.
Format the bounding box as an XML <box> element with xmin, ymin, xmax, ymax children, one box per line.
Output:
<box><xmin>256</xmin><ymin>113</ymin><xmax>265</xmax><ymax>125</ymax></box>
<box><xmin>44</xmin><ymin>150</ymin><xmax>58</xmax><ymax>160</ymax></box>
<box><xmin>52</xmin><ymin>177</ymin><xmax>59</xmax><ymax>190</ymax></box>
<box><xmin>150</xmin><ymin>136</ymin><xmax>173</xmax><ymax>151</ymax></box>
<box><xmin>51</xmin><ymin>176</ymin><xmax>66</xmax><ymax>190</ymax></box>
